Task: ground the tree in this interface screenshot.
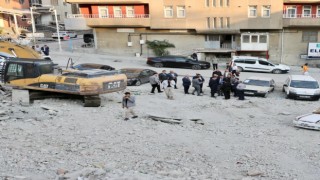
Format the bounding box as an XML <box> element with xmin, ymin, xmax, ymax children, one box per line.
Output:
<box><xmin>146</xmin><ymin>40</ymin><xmax>175</xmax><ymax>56</ymax></box>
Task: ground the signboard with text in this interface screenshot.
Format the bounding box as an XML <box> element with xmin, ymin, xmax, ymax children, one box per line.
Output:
<box><xmin>308</xmin><ymin>43</ymin><xmax>320</xmax><ymax>57</ymax></box>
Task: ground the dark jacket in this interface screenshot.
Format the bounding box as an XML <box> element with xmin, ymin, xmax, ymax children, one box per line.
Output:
<box><xmin>159</xmin><ymin>73</ymin><xmax>169</xmax><ymax>81</ymax></box>
<box><xmin>193</xmin><ymin>75</ymin><xmax>205</xmax><ymax>83</ymax></box>
<box><xmin>209</xmin><ymin>78</ymin><xmax>219</xmax><ymax>90</ymax></box>
<box><xmin>182</xmin><ymin>77</ymin><xmax>191</xmax><ymax>86</ymax></box>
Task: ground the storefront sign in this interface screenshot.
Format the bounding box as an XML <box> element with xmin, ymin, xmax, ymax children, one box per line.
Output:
<box><xmin>308</xmin><ymin>43</ymin><xmax>320</xmax><ymax>57</ymax></box>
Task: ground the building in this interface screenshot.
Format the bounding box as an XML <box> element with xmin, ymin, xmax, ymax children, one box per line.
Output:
<box><xmin>0</xmin><ymin>0</ymin><xmax>31</xmax><ymax>35</ymax></box>
<box><xmin>30</xmin><ymin>0</ymin><xmax>76</xmax><ymax>28</ymax></box>
<box><xmin>283</xmin><ymin>0</ymin><xmax>320</xmax><ymax>65</ymax></box>
<box><xmin>65</xmin><ymin>0</ymin><xmax>294</xmax><ymax>64</ymax></box>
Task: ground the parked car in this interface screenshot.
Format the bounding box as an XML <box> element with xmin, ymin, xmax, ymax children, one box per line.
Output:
<box><xmin>283</xmin><ymin>75</ymin><xmax>320</xmax><ymax>100</ymax></box>
<box><xmin>293</xmin><ymin>109</ymin><xmax>320</xmax><ymax>130</ymax></box>
<box><xmin>242</xmin><ymin>77</ymin><xmax>275</xmax><ymax>97</ymax></box>
<box><xmin>120</xmin><ymin>68</ymin><xmax>157</xmax><ymax>86</ymax></box>
<box><xmin>147</xmin><ymin>55</ymin><xmax>210</xmax><ymax>70</ymax></box>
<box><xmin>72</xmin><ymin>63</ymin><xmax>115</xmax><ymax>71</ymax></box>
<box><xmin>52</xmin><ymin>31</ymin><xmax>77</xmax><ymax>39</ymax></box>
<box><xmin>232</xmin><ymin>56</ymin><xmax>290</xmax><ymax>74</ymax></box>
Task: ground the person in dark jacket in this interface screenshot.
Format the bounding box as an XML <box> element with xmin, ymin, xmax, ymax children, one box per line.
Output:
<box><xmin>169</xmin><ymin>70</ymin><xmax>178</xmax><ymax>89</ymax></box>
<box><xmin>209</xmin><ymin>74</ymin><xmax>219</xmax><ymax>98</ymax></box>
<box><xmin>236</xmin><ymin>81</ymin><xmax>246</xmax><ymax>100</ymax></box>
<box><xmin>41</xmin><ymin>45</ymin><xmax>50</xmax><ymax>56</ymax></box>
<box><xmin>182</xmin><ymin>75</ymin><xmax>191</xmax><ymax>94</ymax></box>
<box><xmin>159</xmin><ymin>70</ymin><xmax>168</xmax><ymax>83</ymax></box>
<box><xmin>221</xmin><ymin>76</ymin><xmax>232</xmax><ymax>99</ymax></box>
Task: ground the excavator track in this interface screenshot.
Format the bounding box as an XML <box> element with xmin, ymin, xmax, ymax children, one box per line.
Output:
<box><xmin>84</xmin><ymin>95</ymin><xmax>101</xmax><ymax>107</ymax></box>
<box><xmin>29</xmin><ymin>91</ymin><xmax>101</xmax><ymax>107</ymax></box>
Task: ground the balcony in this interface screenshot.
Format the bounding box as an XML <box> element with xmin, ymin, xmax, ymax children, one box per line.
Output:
<box><xmin>283</xmin><ymin>14</ymin><xmax>320</xmax><ymax>27</ymax></box>
<box><xmin>67</xmin><ymin>14</ymin><xmax>151</xmax><ymax>28</ymax></box>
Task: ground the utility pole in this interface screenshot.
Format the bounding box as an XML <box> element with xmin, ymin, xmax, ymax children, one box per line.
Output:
<box><xmin>30</xmin><ymin>7</ymin><xmax>36</xmax><ymax>45</ymax></box>
<box><xmin>52</xmin><ymin>8</ymin><xmax>62</xmax><ymax>52</ymax></box>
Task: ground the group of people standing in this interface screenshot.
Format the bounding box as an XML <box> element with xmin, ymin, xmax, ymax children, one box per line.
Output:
<box><xmin>32</xmin><ymin>44</ymin><xmax>50</xmax><ymax>56</ymax></box>
<box><xmin>148</xmin><ymin>66</ymin><xmax>245</xmax><ymax>101</ymax></box>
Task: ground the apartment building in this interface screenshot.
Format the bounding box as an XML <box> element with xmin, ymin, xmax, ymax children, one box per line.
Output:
<box><xmin>30</xmin><ymin>0</ymin><xmax>76</xmax><ymax>26</ymax></box>
<box><xmin>0</xmin><ymin>0</ymin><xmax>31</xmax><ymax>34</ymax></box>
<box><xmin>283</xmin><ymin>0</ymin><xmax>320</xmax><ymax>65</ymax></box>
<box><xmin>65</xmin><ymin>0</ymin><xmax>284</xmax><ymax>62</ymax></box>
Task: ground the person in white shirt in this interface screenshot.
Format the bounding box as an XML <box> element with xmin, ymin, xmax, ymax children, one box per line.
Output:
<box><xmin>162</xmin><ymin>78</ymin><xmax>176</xmax><ymax>100</ymax></box>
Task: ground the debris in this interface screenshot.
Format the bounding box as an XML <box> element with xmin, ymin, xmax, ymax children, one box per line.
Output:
<box><xmin>41</xmin><ymin>105</ymin><xmax>58</xmax><ymax>112</ymax></box>
<box><xmin>190</xmin><ymin>119</ymin><xmax>204</xmax><ymax>125</ymax></box>
<box><xmin>278</xmin><ymin>112</ymin><xmax>291</xmax><ymax>115</ymax></box>
<box><xmin>57</xmin><ymin>168</ymin><xmax>68</xmax><ymax>175</ymax></box>
<box><xmin>0</xmin><ymin>116</ymin><xmax>10</xmax><ymax>121</ymax></box>
<box><xmin>148</xmin><ymin>115</ymin><xmax>182</xmax><ymax>124</ymax></box>
<box><xmin>247</xmin><ymin>169</ymin><xmax>264</xmax><ymax>176</ymax></box>
<box><xmin>0</xmin><ymin>110</ymin><xmax>7</xmax><ymax>115</ymax></box>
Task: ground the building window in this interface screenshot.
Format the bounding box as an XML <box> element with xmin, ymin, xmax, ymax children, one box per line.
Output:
<box><xmin>318</xmin><ymin>6</ymin><xmax>320</xmax><ymax>17</ymax></box>
<box><xmin>226</xmin><ymin>17</ymin><xmax>230</xmax><ymax>28</ymax></box>
<box><xmin>213</xmin><ymin>17</ymin><xmax>217</xmax><ymax>29</ymax></box>
<box><xmin>207</xmin><ymin>17</ymin><xmax>211</xmax><ymax>28</ymax></box>
<box><xmin>126</xmin><ymin>6</ymin><xmax>135</xmax><ymax>17</ymax></box>
<box><xmin>220</xmin><ymin>17</ymin><xmax>223</xmax><ymax>28</ymax></box>
<box><xmin>242</xmin><ymin>35</ymin><xmax>250</xmax><ymax>43</ymax></box>
<box><xmin>164</xmin><ymin>6</ymin><xmax>173</xmax><ymax>18</ymax></box>
<box><xmin>206</xmin><ymin>35</ymin><xmax>219</xmax><ymax>41</ymax></box>
<box><xmin>302</xmin><ymin>31</ymin><xmax>318</xmax><ymax>42</ymax></box>
<box><xmin>251</xmin><ymin>35</ymin><xmax>258</xmax><ymax>43</ymax></box>
<box><xmin>262</xmin><ymin>6</ymin><xmax>270</xmax><ymax>17</ymax></box>
<box><xmin>50</xmin><ymin>0</ymin><xmax>58</xmax><ymax>6</ymax></box>
<box><xmin>52</xmin><ymin>15</ymin><xmax>60</xmax><ymax>21</ymax></box>
<box><xmin>248</xmin><ymin>6</ymin><xmax>257</xmax><ymax>17</ymax></box>
<box><xmin>205</xmin><ymin>0</ymin><xmax>209</xmax><ymax>7</ymax></box>
<box><xmin>286</xmin><ymin>6</ymin><xmax>296</xmax><ymax>18</ymax></box>
<box><xmin>177</xmin><ymin>6</ymin><xmax>185</xmax><ymax>18</ymax></box>
<box><xmin>64</xmin><ymin>12</ymin><xmax>68</xmax><ymax>18</ymax></box>
<box><xmin>213</xmin><ymin>0</ymin><xmax>216</xmax><ymax>7</ymax></box>
<box><xmin>260</xmin><ymin>35</ymin><xmax>267</xmax><ymax>43</ymax></box>
<box><xmin>99</xmin><ymin>7</ymin><xmax>109</xmax><ymax>18</ymax></box>
<box><xmin>303</xmin><ymin>5</ymin><xmax>312</xmax><ymax>17</ymax></box>
<box><xmin>114</xmin><ymin>6</ymin><xmax>122</xmax><ymax>17</ymax></box>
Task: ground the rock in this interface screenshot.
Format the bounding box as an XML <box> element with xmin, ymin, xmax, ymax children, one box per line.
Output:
<box><xmin>0</xmin><ymin>116</ymin><xmax>10</xmax><ymax>121</ymax></box>
<box><xmin>249</xmin><ymin>115</ymin><xmax>255</xmax><ymax>118</ymax></box>
<box><xmin>278</xmin><ymin>112</ymin><xmax>291</xmax><ymax>115</ymax></box>
<box><xmin>57</xmin><ymin>168</ymin><xmax>68</xmax><ymax>175</ymax></box>
<box><xmin>41</xmin><ymin>105</ymin><xmax>57</xmax><ymax>112</ymax></box>
<box><xmin>0</xmin><ymin>110</ymin><xmax>7</xmax><ymax>115</ymax></box>
<box><xmin>247</xmin><ymin>169</ymin><xmax>264</xmax><ymax>176</ymax></box>
<box><xmin>48</xmin><ymin>110</ymin><xmax>58</xmax><ymax>116</ymax></box>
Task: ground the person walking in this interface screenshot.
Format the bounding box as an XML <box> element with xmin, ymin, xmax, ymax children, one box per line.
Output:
<box><xmin>41</xmin><ymin>45</ymin><xmax>50</xmax><ymax>56</ymax></box>
<box><xmin>209</xmin><ymin>74</ymin><xmax>219</xmax><ymax>98</ymax></box>
<box><xmin>149</xmin><ymin>72</ymin><xmax>163</xmax><ymax>93</ymax></box>
<box><xmin>162</xmin><ymin>78</ymin><xmax>175</xmax><ymax>100</ymax></box>
<box><xmin>169</xmin><ymin>70</ymin><xmax>178</xmax><ymax>89</ymax></box>
<box><xmin>182</xmin><ymin>75</ymin><xmax>191</xmax><ymax>94</ymax></box>
<box><xmin>212</xmin><ymin>56</ymin><xmax>219</xmax><ymax>70</ymax></box>
<box><xmin>192</xmin><ymin>76</ymin><xmax>203</xmax><ymax>96</ymax></box>
<box><xmin>302</xmin><ymin>63</ymin><xmax>309</xmax><ymax>75</ymax></box>
<box><xmin>122</xmin><ymin>92</ymin><xmax>138</xmax><ymax>120</ymax></box>
<box><xmin>159</xmin><ymin>70</ymin><xmax>169</xmax><ymax>83</ymax></box>
<box><xmin>193</xmin><ymin>73</ymin><xmax>205</xmax><ymax>93</ymax></box>
<box><xmin>236</xmin><ymin>81</ymin><xmax>246</xmax><ymax>100</ymax></box>
<box><xmin>191</xmin><ymin>52</ymin><xmax>198</xmax><ymax>61</ymax></box>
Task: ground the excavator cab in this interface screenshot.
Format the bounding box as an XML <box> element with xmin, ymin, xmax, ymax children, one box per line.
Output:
<box><xmin>2</xmin><ymin>59</ymin><xmax>53</xmax><ymax>83</ymax></box>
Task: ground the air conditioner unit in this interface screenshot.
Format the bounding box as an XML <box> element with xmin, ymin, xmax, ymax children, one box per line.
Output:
<box><xmin>140</xmin><ymin>40</ymin><xmax>145</xmax><ymax>44</ymax></box>
<box><xmin>127</xmin><ymin>42</ymin><xmax>132</xmax><ymax>47</ymax></box>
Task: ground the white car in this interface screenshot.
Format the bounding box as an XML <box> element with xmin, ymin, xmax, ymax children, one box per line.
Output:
<box><xmin>232</xmin><ymin>56</ymin><xmax>290</xmax><ymax>74</ymax></box>
<box><xmin>52</xmin><ymin>31</ymin><xmax>77</xmax><ymax>39</ymax></box>
<box><xmin>283</xmin><ymin>75</ymin><xmax>320</xmax><ymax>100</ymax></box>
<box><xmin>242</xmin><ymin>77</ymin><xmax>275</xmax><ymax>97</ymax></box>
<box><xmin>294</xmin><ymin>109</ymin><xmax>320</xmax><ymax>130</ymax></box>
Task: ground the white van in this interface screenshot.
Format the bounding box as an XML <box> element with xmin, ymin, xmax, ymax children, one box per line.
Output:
<box><xmin>232</xmin><ymin>56</ymin><xmax>290</xmax><ymax>74</ymax></box>
<box><xmin>283</xmin><ymin>75</ymin><xmax>320</xmax><ymax>100</ymax></box>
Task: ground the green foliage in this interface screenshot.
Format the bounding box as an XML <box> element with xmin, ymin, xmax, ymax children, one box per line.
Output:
<box><xmin>146</xmin><ymin>40</ymin><xmax>175</xmax><ymax>56</ymax></box>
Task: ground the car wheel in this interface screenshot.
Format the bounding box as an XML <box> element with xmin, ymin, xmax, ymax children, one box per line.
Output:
<box><xmin>237</xmin><ymin>66</ymin><xmax>243</xmax><ymax>72</ymax></box>
<box><xmin>192</xmin><ymin>65</ymin><xmax>201</xmax><ymax>70</ymax></box>
<box><xmin>154</xmin><ymin>63</ymin><xmax>163</xmax><ymax>68</ymax></box>
<box><xmin>135</xmin><ymin>80</ymin><xmax>141</xmax><ymax>86</ymax></box>
<box><xmin>313</xmin><ymin>97</ymin><xmax>320</xmax><ymax>101</ymax></box>
<box><xmin>285</xmin><ymin>92</ymin><xmax>290</xmax><ymax>99</ymax></box>
<box><xmin>282</xmin><ymin>86</ymin><xmax>285</xmax><ymax>92</ymax></box>
<box><xmin>273</xmin><ymin>69</ymin><xmax>282</xmax><ymax>74</ymax></box>
<box><xmin>264</xmin><ymin>92</ymin><xmax>268</xmax><ymax>98</ymax></box>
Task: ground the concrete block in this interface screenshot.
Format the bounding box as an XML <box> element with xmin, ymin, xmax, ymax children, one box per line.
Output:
<box><xmin>12</xmin><ymin>89</ymin><xmax>30</xmax><ymax>106</ymax></box>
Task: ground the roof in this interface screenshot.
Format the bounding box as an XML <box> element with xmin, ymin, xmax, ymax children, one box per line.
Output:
<box><xmin>247</xmin><ymin>76</ymin><xmax>274</xmax><ymax>81</ymax></box>
<box><xmin>232</xmin><ymin>56</ymin><xmax>267</xmax><ymax>61</ymax></box>
<box><xmin>0</xmin><ymin>7</ymin><xmax>37</xmax><ymax>16</ymax></box>
<box><xmin>290</xmin><ymin>75</ymin><xmax>318</xmax><ymax>81</ymax></box>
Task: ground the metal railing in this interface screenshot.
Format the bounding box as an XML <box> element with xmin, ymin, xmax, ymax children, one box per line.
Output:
<box><xmin>67</xmin><ymin>14</ymin><xmax>150</xmax><ymax>19</ymax></box>
<box><xmin>283</xmin><ymin>13</ymin><xmax>320</xmax><ymax>18</ymax></box>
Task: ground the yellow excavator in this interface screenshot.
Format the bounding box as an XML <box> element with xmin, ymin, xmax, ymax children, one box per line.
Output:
<box><xmin>0</xmin><ymin>41</ymin><xmax>44</xmax><ymax>59</ymax></box>
<box><xmin>2</xmin><ymin>58</ymin><xmax>127</xmax><ymax>107</ymax></box>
